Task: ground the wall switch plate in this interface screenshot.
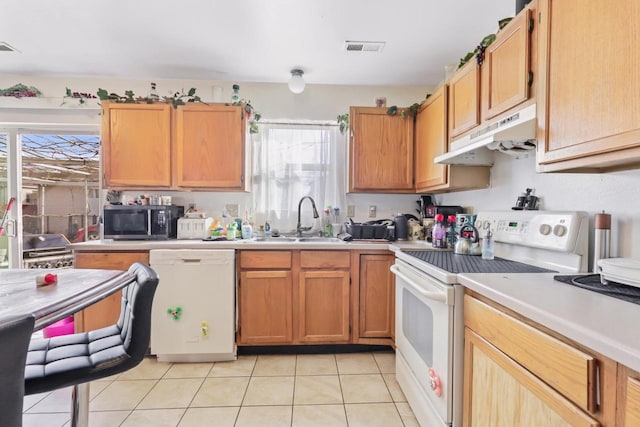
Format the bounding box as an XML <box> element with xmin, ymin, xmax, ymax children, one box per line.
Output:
<box><xmin>225</xmin><ymin>204</ymin><xmax>239</xmax><ymax>217</ymax></box>
<box><xmin>368</xmin><ymin>205</ymin><xmax>377</xmax><ymax>218</ymax></box>
<box><xmin>347</xmin><ymin>205</ymin><xmax>355</xmax><ymax>217</ymax></box>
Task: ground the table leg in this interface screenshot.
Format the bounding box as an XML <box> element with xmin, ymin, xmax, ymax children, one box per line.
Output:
<box><xmin>70</xmin><ymin>383</ymin><xmax>89</xmax><ymax>427</ymax></box>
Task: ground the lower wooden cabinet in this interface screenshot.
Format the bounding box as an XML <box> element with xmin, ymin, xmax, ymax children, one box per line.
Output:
<box><xmin>73</xmin><ymin>251</ymin><xmax>149</xmax><ymax>332</ymax></box>
<box><xmin>298</xmin><ymin>269</ymin><xmax>350</xmax><ymax>343</ymax></box>
<box><xmin>357</xmin><ymin>253</ymin><xmax>395</xmax><ymax>342</ymax></box>
<box><xmin>238</xmin><ymin>269</ymin><xmax>293</xmax><ymax>344</ymax></box>
<box><xmin>618</xmin><ymin>366</ymin><xmax>640</xmax><ymax>426</ymax></box>
<box><xmin>464</xmin><ymin>292</ymin><xmax>617</xmax><ymax>426</ymax></box>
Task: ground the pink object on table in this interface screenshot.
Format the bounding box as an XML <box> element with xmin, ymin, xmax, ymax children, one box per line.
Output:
<box><xmin>43</xmin><ymin>317</ymin><xmax>74</xmax><ymax>338</ymax></box>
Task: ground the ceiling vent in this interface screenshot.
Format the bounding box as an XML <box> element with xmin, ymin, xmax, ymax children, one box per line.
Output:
<box><xmin>0</xmin><ymin>42</ymin><xmax>19</xmax><ymax>52</ymax></box>
<box><xmin>344</xmin><ymin>41</ymin><xmax>385</xmax><ymax>53</ymax></box>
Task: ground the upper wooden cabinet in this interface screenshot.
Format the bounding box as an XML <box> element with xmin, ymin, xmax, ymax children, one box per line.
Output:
<box><xmin>174</xmin><ymin>104</ymin><xmax>245</xmax><ymax>189</ymax></box>
<box><xmin>482</xmin><ymin>7</ymin><xmax>532</xmax><ymax>120</ymax></box>
<box><xmin>102</xmin><ymin>102</ymin><xmax>246</xmax><ymax>190</ymax></box>
<box><xmin>349</xmin><ymin>107</ymin><xmax>414</xmax><ymax>192</ymax></box>
<box><xmin>102</xmin><ymin>102</ymin><xmax>172</xmax><ymax>188</ymax></box>
<box><xmin>415</xmin><ymin>85</ymin><xmax>490</xmax><ymax>193</ymax></box>
<box><xmin>448</xmin><ymin>60</ymin><xmax>481</xmax><ymax>139</ymax></box>
<box><xmin>536</xmin><ymin>0</ymin><xmax>640</xmax><ymax>172</ymax></box>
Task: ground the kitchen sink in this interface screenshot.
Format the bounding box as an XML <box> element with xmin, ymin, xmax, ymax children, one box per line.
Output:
<box><xmin>295</xmin><ymin>237</ymin><xmax>342</xmax><ymax>243</ymax></box>
<box><xmin>246</xmin><ymin>236</ymin><xmax>344</xmax><ymax>243</ymax></box>
<box><xmin>251</xmin><ymin>236</ymin><xmax>298</xmax><ymax>242</ymax></box>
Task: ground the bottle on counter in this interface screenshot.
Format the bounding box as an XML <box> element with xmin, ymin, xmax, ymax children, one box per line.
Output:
<box><xmin>432</xmin><ymin>214</ymin><xmax>447</xmax><ymax>249</ymax></box>
<box><xmin>482</xmin><ymin>224</ymin><xmax>494</xmax><ymax>260</ymax></box>
<box><xmin>446</xmin><ymin>215</ymin><xmax>457</xmax><ymax>249</ymax></box>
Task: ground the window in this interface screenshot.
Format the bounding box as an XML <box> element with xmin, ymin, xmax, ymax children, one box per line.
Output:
<box><xmin>252</xmin><ymin>121</ymin><xmax>347</xmax><ymax>233</ymax></box>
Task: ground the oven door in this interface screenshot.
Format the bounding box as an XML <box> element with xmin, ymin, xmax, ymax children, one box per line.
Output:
<box><xmin>391</xmin><ymin>259</ymin><xmax>455</xmax><ymax>425</ymax></box>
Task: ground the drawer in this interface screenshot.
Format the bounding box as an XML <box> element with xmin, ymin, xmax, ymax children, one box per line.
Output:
<box><xmin>464</xmin><ymin>294</ymin><xmax>597</xmax><ymax>413</ymax></box>
<box><xmin>300</xmin><ymin>251</ymin><xmax>350</xmax><ymax>268</ymax></box>
<box><xmin>239</xmin><ymin>250</ymin><xmax>292</xmax><ymax>269</ymax></box>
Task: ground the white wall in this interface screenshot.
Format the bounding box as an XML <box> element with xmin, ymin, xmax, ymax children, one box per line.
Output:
<box><xmin>437</xmin><ymin>153</ymin><xmax>640</xmax><ymax>262</ymax></box>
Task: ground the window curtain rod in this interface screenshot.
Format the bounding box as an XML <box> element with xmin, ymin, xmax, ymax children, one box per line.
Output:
<box><xmin>259</xmin><ymin>120</ymin><xmax>338</xmax><ymax>127</ymax></box>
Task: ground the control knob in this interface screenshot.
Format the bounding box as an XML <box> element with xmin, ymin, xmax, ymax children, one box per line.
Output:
<box><xmin>553</xmin><ymin>224</ymin><xmax>567</xmax><ymax>237</ymax></box>
<box><xmin>539</xmin><ymin>224</ymin><xmax>552</xmax><ymax>235</ymax></box>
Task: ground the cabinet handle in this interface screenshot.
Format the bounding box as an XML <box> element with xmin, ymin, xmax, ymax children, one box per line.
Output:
<box><xmin>528</xmin><ymin>71</ymin><xmax>534</xmax><ymax>87</ymax></box>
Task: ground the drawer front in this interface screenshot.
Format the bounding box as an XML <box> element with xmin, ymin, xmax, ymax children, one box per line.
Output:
<box><xmin>239</xmin><ymin>250</ymin><xmax>292</xmax><ymax>269</ymax></box>
<box><xmin>464</xmin><ymin>295</ymin><xmax>597</xmax><ymax>412</ymax></box>
<box><xmin>300</xmin><ymin>251</ymin><xmax>350</xmax><ymax>268</ymax></box>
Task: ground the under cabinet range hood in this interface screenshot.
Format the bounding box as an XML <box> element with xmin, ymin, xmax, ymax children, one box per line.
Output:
<box><xmin>435</xmin><ymin>103</ymin><xmax>537</xmax><ymax>166</ymax></box>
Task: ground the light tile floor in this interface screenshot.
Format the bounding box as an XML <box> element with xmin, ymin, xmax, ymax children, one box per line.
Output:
<box><xmin>23</xmin><ymin>351</ymin><xmax>419</xmax><ymax>427</ymax></box>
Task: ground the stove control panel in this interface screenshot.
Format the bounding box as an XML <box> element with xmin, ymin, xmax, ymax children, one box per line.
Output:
<box><xmin>475</xmin><ymin>211</ymin><xmax>588</xmax><ymax>252</ymax></box>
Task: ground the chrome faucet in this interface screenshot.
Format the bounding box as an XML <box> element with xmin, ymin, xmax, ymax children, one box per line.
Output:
<box><xmin>296</xmin><ymin>196</ymin><xmax>319</xmax><ymax>237</ymax></box>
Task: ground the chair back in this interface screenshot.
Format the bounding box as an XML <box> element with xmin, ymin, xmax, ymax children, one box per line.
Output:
<box><xmin>0</xmin><ymin>314</ymin><xmax>35</xmax><ymax>427</ymax></box>
<box><xmin>117</xmin><ymin>262</ymin><xmax>159</xmax><ymax>363</ymax></box>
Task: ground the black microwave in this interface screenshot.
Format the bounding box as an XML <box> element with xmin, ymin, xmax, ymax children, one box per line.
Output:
<box><xmin>103</xmin><ymin>205</ymin><xmax>184</xmax><ymax>240</ymax></box>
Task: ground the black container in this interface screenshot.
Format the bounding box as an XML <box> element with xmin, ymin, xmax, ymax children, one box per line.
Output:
<box><xmin>394</xmin><ymin>214</ymin><xmax>409</xmax><ymax>241</ymax></box>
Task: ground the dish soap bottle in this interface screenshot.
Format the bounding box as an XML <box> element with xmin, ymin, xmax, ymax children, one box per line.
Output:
<box><xmin>482</xmin><ymin>224</ymin><xmax>494</xmax><ymax>260</ymax></box>
<box><xmin>432</xmin><ymin>214</ymin><xmax>447</xmax><ymax>249</ymax></box>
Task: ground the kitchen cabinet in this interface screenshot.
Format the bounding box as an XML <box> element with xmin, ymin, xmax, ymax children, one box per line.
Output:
<box><xmin>102</xmin><ymin>102</ymin><xmax>172</xmax><ymax>188</ymax></box>
<box><xmin>73</xmin><ymin>251</ymin><xmax>150</xmax><ymax>332</ymax></box>
<box><xmin>481</xmin><ymin>6</ymin><xmax>533</xmax><ymax>120</ymax></box>
<box><xmin>238</xmin><ymin>251</ymin><xmax>293</xmax><ymax>345</ymax></box>
<box><xmin>349</xmin><ymin>106</ymin><xmax>414</xmax><ymax>192</ymax></box>
<box><xmin>464</xmin><ymin>293</ymin><xmax>616</xmax><ymax>426</ymax></box>
<box><xmin>448</xmin><ymin>60</ymin><xmax>480</xmax><ymax>139</ymax></box>
<box><xmin>297</xmin><ymin>251</ymin><xmax>350</xmax><ymax>343</ymax></box>
<box><xmin>354</xmin><ymin>252</ymin><xmax>394</xmax><ymax>344</ymax></box>
<box><xmin>415</xmin><ymin>85</ymin><xmax>490</xmax><ymax>193</ymax></box>
<box><xmin>617</xmin><ymin>366</ymin><xmax>640</xmax><ymax>426</ymax></box>
<box><xmin>238</xmin><ymin>250</ymin><xmax>351</xmax><ymax>345</ymax></box>
<box><xmin>536</xmin><ymin>0</ymin><xmax>640</xmax><ymax>172</ymax></box>
<box><xmin>174</xmin><ymin>103</ymin><xmax>245</xmax><ymax>189</ymax></box>
<box><xmin>102</xmin><ymin>102</ymin><xmax>246</xmax><ymax>190</ymax></box>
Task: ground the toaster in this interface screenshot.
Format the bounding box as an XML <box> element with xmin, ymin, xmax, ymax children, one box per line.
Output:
<box><xmin>177</xmin><ymin>217</ymin><xmax>214</xmax><ymax>239</ymax></box>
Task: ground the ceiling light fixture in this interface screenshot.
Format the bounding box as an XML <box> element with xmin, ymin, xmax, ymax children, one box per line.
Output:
<box><xmin>288</xmin><ymin>69</ymin><xmax>305</xmax><ymax>94</ymax></box>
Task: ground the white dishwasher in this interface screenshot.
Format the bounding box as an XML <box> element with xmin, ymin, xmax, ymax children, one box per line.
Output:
<box><xmin>150</xmin><ymin>249</ymin><xmax>236</xmax><ymax>362</ymax></box>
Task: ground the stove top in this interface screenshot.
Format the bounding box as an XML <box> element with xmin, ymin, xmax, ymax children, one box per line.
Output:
<box><xmin>403</xmin><ymin>250</ymin><xmax>556</xmax><ymax>274</ymax></box>
<box><xmin>554</xmin><ymin>274</ymin><xmax>640</xmax><ymax>305</ymax></box>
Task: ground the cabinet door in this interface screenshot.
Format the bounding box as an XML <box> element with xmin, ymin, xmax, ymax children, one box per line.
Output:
<box><xmin>175</xmin><ymin>104</ymin><xmax>245</xmax><ymax>189</ymax></box>
<box><xmin>239</xmin><ymin>270</ymin><xmax>293</xmax><ymax>344</ymax></box>
<box><xmin>415</xmin><ymin>86</ymin><xmax>449</xmax><ymax>191</ymax></box>
<box><xmin>74</xmin><ymin>251</ymin><xmax>150</xmax><ymax>332</ymax></box>
<box><xmin>464</xmin><ymin>329</ymin><xmax>600</xmax><ymax>427</ymax></box>
<box><xmin>536</xmin><ymin>0</ymin><xmax>640</xmax><ymax>171</ymax></box>
<box><xmin>448</xmin><ymin>60</ymin><xmax>480</xmax><ymax>138</ymax></box>
<box><xmin>358</xmin><ymin>254</ymin><xmax>394</xmax><ymax>339</ymax></box>
<box><xmin>617</xmin><ymin>366</ymin><xmax>640</xmax><ymax>426</ymax></box>
<box><xmin>349</xmin><ymin>107</ymin><xmax>414</xmax><ymax>192</ymax></box>
<box><xmin>482</xmin><ymin>8</ymin><xmax>531</xmax><ymax>119</ymax></box>
<box><xmin>298</xmin><ymin>270</ymin><xmax>350</xmax><ymax>343</ymax></box>
<box><xmin>102</xmin><ymin>103</ymin><xmax>172</xmax><ymax>188</ymax></box>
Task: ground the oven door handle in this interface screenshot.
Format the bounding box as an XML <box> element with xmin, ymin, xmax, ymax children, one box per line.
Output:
<box><xmin>390</xmin><ymin>264</ymin><xmax>447</xmax><ymax>303</ymax></box>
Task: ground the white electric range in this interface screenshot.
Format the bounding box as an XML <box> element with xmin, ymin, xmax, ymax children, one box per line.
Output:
<box><xmin>391</xmin><ymin>210</ymin><xmax>589</xmax><ymax>427</ymax></box>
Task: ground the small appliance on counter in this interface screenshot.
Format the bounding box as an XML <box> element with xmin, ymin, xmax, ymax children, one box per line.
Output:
<box><xmin>177</xmin><ymin>216</ymin><xmax>214</xmax><ymax>240</ymax></box>
<box><xmin>103</xmin><ymin>204</ymin><xmax>184</xmax><ymax>240</ymax></box>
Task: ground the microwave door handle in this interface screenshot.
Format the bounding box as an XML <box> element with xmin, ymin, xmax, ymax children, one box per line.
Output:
<box><xmin>390</xmin><ymin>264</ymin><xmax>447</xmax><ymax>303</ymax></box>
<box><xmin>147</xmin><ymin>209</ymin><xmax>152</xmax><ymax>236</ymax></box>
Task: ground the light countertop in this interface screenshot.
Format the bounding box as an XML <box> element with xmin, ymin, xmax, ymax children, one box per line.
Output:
<box><xmin>458</xmin><ymin>272</ymin><xmax>640</xmax><ymax>373</ymax></box>
<box><xmin>69</xmin><ymin>239</ymin><xmax>432</xmax><ymax>252</ymax></box>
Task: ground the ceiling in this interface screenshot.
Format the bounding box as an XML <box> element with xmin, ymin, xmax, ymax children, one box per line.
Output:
<box><xmin>1</xmin><ymin>0</ymin><xmax>516</xmax><ymax>87</ymax></box>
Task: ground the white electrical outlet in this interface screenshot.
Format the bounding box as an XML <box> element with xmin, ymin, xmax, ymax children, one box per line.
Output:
<box><xmin>347</xmin><ymin>205</ymin><xmax>355</xmax><ymax>217</ymax></box>
<box><xmin>225</xmin><ymin>204</ymin><xmax>239</xmax><ymax>217</ymax></box>
<box><xmin>368</xmin><ymin>205</ymin><xmax>377</xmax><ymax>218</ymax></box>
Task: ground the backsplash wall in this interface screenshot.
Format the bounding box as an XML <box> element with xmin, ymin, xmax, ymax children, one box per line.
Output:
<box><xmin>437</xmin><ymin>153</ymin><xmax>640</xmax><ymax>262</ymax></box>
